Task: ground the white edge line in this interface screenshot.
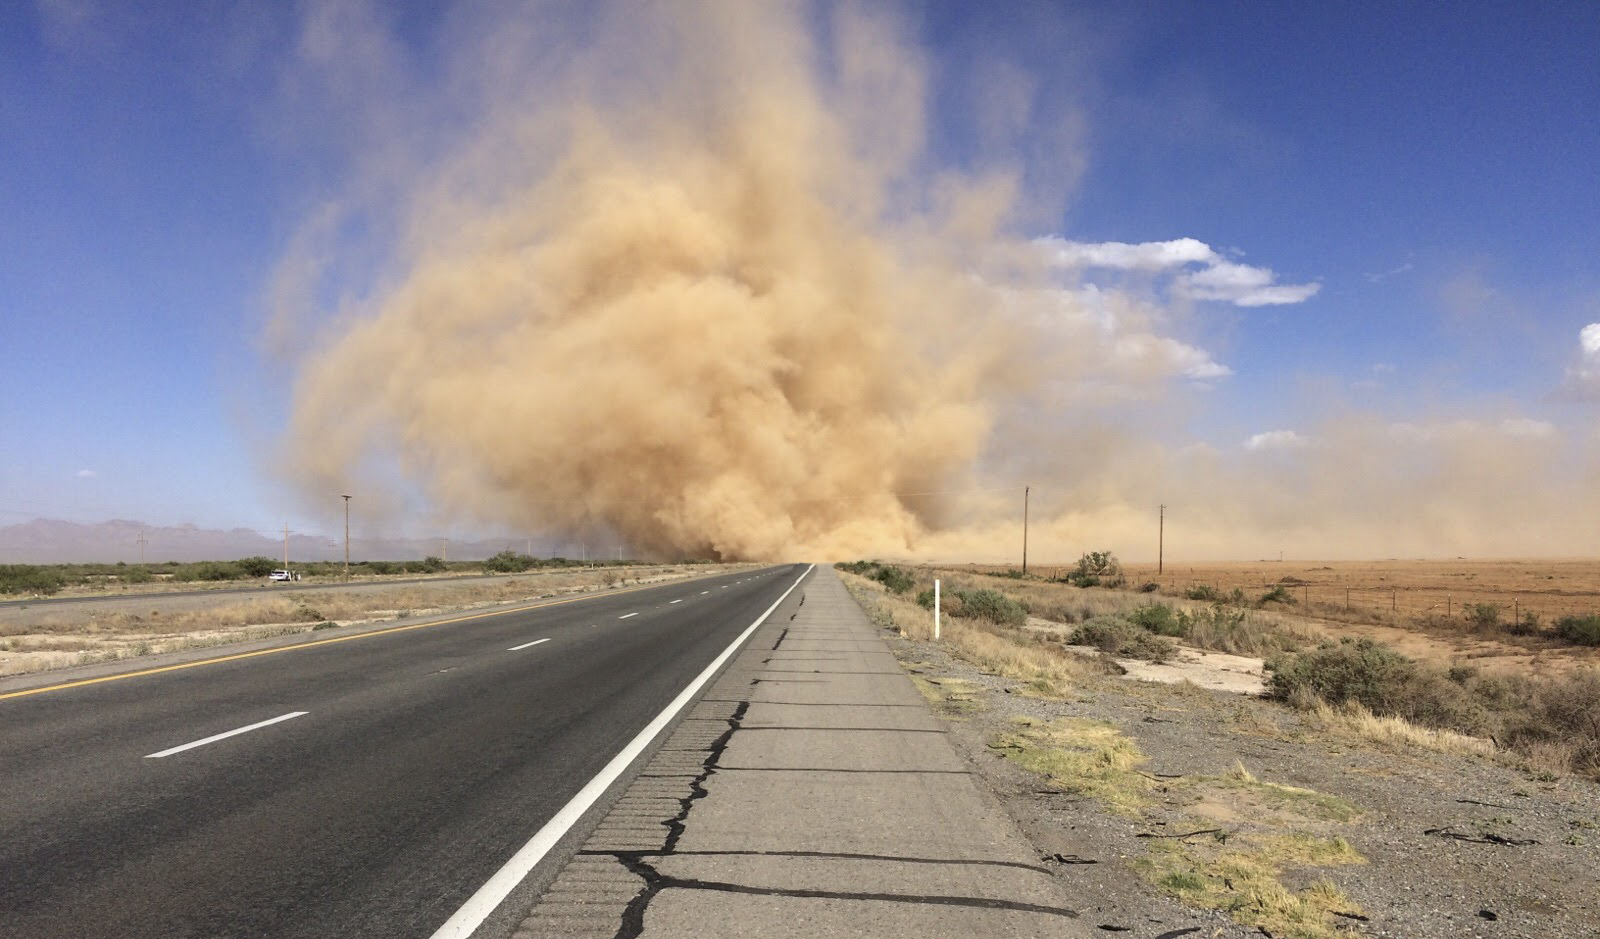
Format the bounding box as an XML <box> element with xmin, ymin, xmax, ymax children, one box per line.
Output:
<box><xmin>669</xmin><ymin>599</ymin><xmax>683</xmax><ymax>604</ymax></box>
<box><xmin>618</xmin><ymin>612</ymin><xmax>638</xmax><ymax>620</ymax></box>
<box><xmin>427</xmin><ymin>564</ymin><xmax>813</xmax><ymax>939</ymax></box>
<box><xmin>144</xmin><ymin>711</ymin><xmax>308</xmax><ymax>759</ymax></box>
<box><xmin>507</xmin><ymin>638</ymin><xmax>552</xmax><ymax>651</ymax></box>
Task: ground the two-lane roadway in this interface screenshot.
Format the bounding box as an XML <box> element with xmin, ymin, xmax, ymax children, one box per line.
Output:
<box><xmin>0</xmin><ymin>563</ymin><xmax>811</xmax><ymax>939</ymax></box>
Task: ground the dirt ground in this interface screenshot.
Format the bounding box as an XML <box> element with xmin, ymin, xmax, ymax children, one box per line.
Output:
<box><xmin>846</xmin><ymin>576</ymin><xmax>1600</xmax><ymax>939</ymax></box>
<box><xmin>0</xmin><ymin>564</ymin><xmax>750</xmax><ymax>676</ymax></box>
<box><xmin>959</xmin><ymin>559</ymin><xmax>1600</xmax><ymax>676</ymax></box>
<box><xmin>1120</xmin><ymin>558</ymin><xmax>1600</xmax><ymax>624</ymax></box>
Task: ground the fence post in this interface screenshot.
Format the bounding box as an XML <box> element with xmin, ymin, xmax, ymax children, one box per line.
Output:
<box><xmin>934</xmin><ymin>579</ymin><xmax>941</xmax><ymax>640</ymax></box>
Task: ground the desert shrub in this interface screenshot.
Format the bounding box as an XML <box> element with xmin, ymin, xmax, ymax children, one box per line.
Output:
<box><xmin>1554</xmin><ymin>614</ymin><xmax>1600</xmax><ymax>646</ymax></box>
<box><xmin>484</xmin><ymin>550</ymin><xmax>535</xmax><ymax>573</ymax></box>
<box><xmin>236</xmin><ymin>556</ymin><xmax>278</xmax><ymax>578</ymax></box>
<box><xmin>365</xmin><ymin>561</ymin><xmax>396</xmax><ymax>575</ymax></box>
<box><xmin>1185</xmin><ymin>585</ymin><xmax>1220</xmax><ymax>602</ymax></box>
<box><xmin>1258</xmin><ymin>585</ymin><xmax>1296</xmax><ymax>606</ymax></box>
<box><xmin>1505</xmin><ymin>611</ymin><xmax>1542</xmax><ymax>636</ymax></box>
<box><xmin>1069</xmin><ymin>616</ymin><xmax>1176</xmax><ymax>662</ymax></box>
<box><xmin>1065</xmin><ymin>551</ymin><xmax>1124</xmax><ymax>588</ymax></box>
<box><xmin>121</xmin><ymin>567</ymin><xmax>154</xmax><ymax>584</ymax></box>
<box><xmin>1137</xmin><ymin>582</ymin><xmax>1160</xmax><ymax>593</ymax></box>
<box><xmin>956</xmin><ymin>588</ymin><xmax>1027</xmax><ymax>626</ymax></box>
<box><xmin>0</xmin><ymin>565</ymin><xmax>67</xmax><ymax>596</ymax></box>
<box><xmin>1127</xmin><ymin>603</ymin><xmax>1184</xmax><ymax>637</ymax></box>
<box><xmin>1177</xmin><ymin>605</ymin><xmax>1302</xmax><ymax>657</ymax></box>
<box><xmin>1267</xmin><ymin>638</ymin><xmax>1486</xmax><ymax>733</ymax></box>
<box><xmin>834</xmin><ymin>560</ymin><xmax>917</xmax><ymax>595</ymax></box>
<box><xmin>420</xmin><ymin>556</ymin><xmax>447</xmax><ymax>573</ymax></box>
<box><xmin>1463</xmin><ymin>603</ymin><xmax>1501</xmax><ymax>630</ymax></box>
<box><xmin>1273</xmin><ymin>638</ymin><xmax>1600</xmax><ymax>777</ymax></box>
<box><xmin>1022</xmin><ymin>596</ymin><xmax>1079</xmax><ymax>624</ymax></box>
<box><xmin>1504</xmin><ymin>670</ymin><xmax>1600</xmax><ymax>775</ymax></box>
<box><xmin>1267</xmin><ymin>638</ymin><xmax>1416</xmax><ymax>713</ymax></box>
<box><xmin>185</xmin><ymin>561</ymin><xmax>244</xmax><ymax>582</ymax></box>
<box><xmin>873</xmin><ymin>565</ymin><xmax>916</xmax><ymax>595</ymax></box>
<box><xmin>934</xmin><ymin>591</ymin><xmax>1024</xmax><ymax>627</ymax></box>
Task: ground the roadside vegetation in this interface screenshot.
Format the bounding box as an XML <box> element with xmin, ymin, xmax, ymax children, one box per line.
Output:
<box><xmin>991</xmin><ymin>715</ymin><xmax>1368</xmax><ymax>939</ymax></box>
<box><xmin>839</xmin><ymin>556</ymin><xmax>1600</xmax><ymax>780</ymax></box>
<box><xmin>0</xmin><ymin>563</ymin><xmax>742</xmax><ymax>676</ymax></box>
<box><xmin>0</xmin><ymin>553</ymin><xmax>655</xmax><ymax>597</ymax></box>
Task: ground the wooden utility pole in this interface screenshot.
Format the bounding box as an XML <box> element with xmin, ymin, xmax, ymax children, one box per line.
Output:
<box><xmin>136</xmin><ymin>529</ymin><xmax>147</xmax><ymax>565</ymax></box>
<box><xmin>1022</xmin><ymin>486</ymin><xmax>1030</xmax><ymax>575</ymax></box>
<box><xmin>1158</xmin><ymin>504</ymin><xmax>1165</xmax><ymax>575</ymax></box>
<box><xmin>283</xmin><ymin>524</ymin><xmax>291</xmax><ymax>570</ymax></box>
<box><xmin>342</xmin><ymin>494</ymin><xmax>352</xmax><ymax>581</ymax></box>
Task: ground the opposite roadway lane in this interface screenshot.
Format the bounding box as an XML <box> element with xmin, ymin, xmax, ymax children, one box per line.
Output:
<box><xmin>0</xmin><ymin>563</ymin><xmax>810</xmax><ymax>939</ymax></box>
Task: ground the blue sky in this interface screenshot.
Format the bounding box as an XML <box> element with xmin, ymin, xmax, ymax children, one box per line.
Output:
<box><xmin>2</xmin><ymin>1</ymin><xmax>1597</xmax><ymax>556</ymax></box>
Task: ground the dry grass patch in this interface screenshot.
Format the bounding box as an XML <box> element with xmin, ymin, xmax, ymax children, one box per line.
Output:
<box><xmin>1138</xmin><ymin>835</ymin><xmax>1365</xmax><ymax>939</ymax></box>
<box><xmin>841</xmin><ymin>572</ymin><xmax>1088</xmax><ymax>696</ymax></box>
<box><xmin>1207</xmin><ymin>762</ymin><xmax>1363</xmax><ymax>824</ymax></box>
<box><xmin>1308</xmin><ymin>701</ymin><xmax>1499</xmax><ymax>760</ymax></box>
<box><xmin>991</xmin><ymin>716</ymin><xmax>1153</xmax><ymax>817</ymax></box>
<box><xmin>909</xmin><ymin>674</ymin><xmax>985</xmax><ymax>716</ymax></box>
<box><xmin>982</xmin><ymin>706</ymin><xmax>1368</xmax><ymax>939</ymax></box>
<box><xmin>0</xmin><ymin>565</ymin><xmax>731</xmax><ymax>677</ymax></box>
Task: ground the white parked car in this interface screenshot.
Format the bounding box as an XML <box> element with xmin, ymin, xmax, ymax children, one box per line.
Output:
<box><xmin>269</xmin><ymin>570</ymin><xmax>302</xmax><ymax>582</ymax></box>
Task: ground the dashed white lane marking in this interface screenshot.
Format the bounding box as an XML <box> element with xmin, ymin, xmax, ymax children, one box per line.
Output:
<box><xmin>618</xmin><ymin>612</ymin><xmax>639</xmax><ymax>619</ymax></box>
<box><xmin>701</xmin><ymin>591</ymin><xmax>710</xmax><ymax>595</ymax></box>
<box><xmin>507</xmin><ymin>638</ymin><xmax>551</xmax><ymax>651</ymax></box>
<box><xmin>145</xmin><ymin>712</ymin><xmax>308</xmax><ymax>759</ymax></box>
<box><xmin>670</xmin><ymin>599</ymin><xmax>683</xmax><ymax>604</ymax></box>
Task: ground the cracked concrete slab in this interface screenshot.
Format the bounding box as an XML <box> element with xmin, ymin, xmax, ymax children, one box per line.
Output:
<box><xmin>511</xmin><ymin>567</ymin><xmax>1091</xmax><ymax>938</ymax></box>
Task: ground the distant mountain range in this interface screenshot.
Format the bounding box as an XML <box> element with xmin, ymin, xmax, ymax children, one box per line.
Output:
<box><xmin>0</xmin><ymin>518</ymin><xmax>577</xmax><ymax>564</ymax></box>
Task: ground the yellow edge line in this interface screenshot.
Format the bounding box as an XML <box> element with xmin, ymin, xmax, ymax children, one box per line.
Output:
<box><xmin>0</xmin><ymin>578</ymin><xmax>677</xmax><ymax>702</ymax></box>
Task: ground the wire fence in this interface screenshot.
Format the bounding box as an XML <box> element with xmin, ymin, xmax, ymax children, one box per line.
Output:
<box><xmin>1144</xmin><ymin>575</ymin><xmax>1600</xmax><ymax>627</ymax></box>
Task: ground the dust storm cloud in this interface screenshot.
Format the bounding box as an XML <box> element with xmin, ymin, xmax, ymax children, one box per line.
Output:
<box><xmin>274</xmin><ymin>3</ymin><xmax>1019</xmax><ymax>560</ymax></box>
<box><xmin>271</xmin><ymin>2</ymin><xmax>1597</xmax><ymax>563</ymax></box>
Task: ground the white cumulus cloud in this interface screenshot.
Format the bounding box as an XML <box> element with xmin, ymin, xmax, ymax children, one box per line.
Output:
<box><xmin>1243</xmin><ymin>430</ymin><xmax>1313</xmax><ymax>451</ymax></box>
<box><xmin>1561</xmin><ymin>323</ymin><xmax>1600</xmax><ymax>400</ymax></box>
<box><xmin>1038</xmin><ymin>236</ymin><xmax>1320</xmax><ymax>307</ymax></box>
<box><xmin>74</xmin><ymin>468</ymin><xmax>96</xmax><ymax>478</ymax></box>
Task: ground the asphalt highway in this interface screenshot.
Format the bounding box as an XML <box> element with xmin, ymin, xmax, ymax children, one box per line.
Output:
<box><xmin>0</xmin><ymin>563</ymin><xmax>809</xmax><ymax>939</ymax></box>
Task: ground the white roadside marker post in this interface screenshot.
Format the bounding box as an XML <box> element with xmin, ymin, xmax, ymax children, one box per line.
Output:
<box><xmin>934</xmin><ymin>579</ymin><xmax>941</xmax><ymax>640</ymax></box>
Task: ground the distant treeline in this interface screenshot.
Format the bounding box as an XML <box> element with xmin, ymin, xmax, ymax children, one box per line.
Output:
<box><xmin>0</xmin><ymin>552</ymin><xmax>659</xmax><ymax>596</ymax></box>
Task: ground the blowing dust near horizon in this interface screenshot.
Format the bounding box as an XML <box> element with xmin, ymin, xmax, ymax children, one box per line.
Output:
<box><xmin>273</xmin><ymin>5</ymin><xmax>1023</xmax><ymax>561</ymax></box>
<box><xmin>273</xmin><ymin>3</ymin><xmax>1596</xmax><ymax>563</ymax></box>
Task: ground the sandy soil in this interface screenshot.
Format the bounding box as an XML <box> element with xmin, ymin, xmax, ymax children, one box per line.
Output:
<box><xmin>1117</xmin><ymin>558</ymin><xmax>1600</xmax><ymax>622</ymax></box>
<box><xmin>0</xmin><ymin>564</ymin><xmax>750</xmax><ymax>676</ymax></box>
<box><xmin>962</xmin><ymin>559</ymin><xmax>1600</xmax><ymax>675</ymax></box>
<box><xmin>872</xmin><ymin>593</ymin><xmax>1600</xmax><ymax>939</ymax></box>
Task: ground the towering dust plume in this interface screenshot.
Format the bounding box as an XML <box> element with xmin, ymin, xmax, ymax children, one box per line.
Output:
<box><xmin>276</xmin><ymin>3</ymin><xmax>1017</xmax><ymax>560</ymax></box>
<box><xmin>275</xmin><ymin>2</ymin><xmax>1596</xmax><ymax>563</ymax></box>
